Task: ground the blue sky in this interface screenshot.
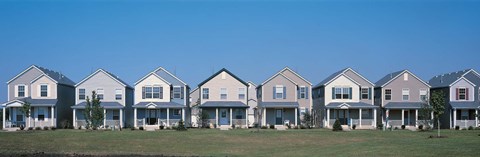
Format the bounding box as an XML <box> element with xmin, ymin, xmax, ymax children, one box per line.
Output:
<box><xmin>1</xmin><ymin>0</ymin><xmax>479</xmax><ymax>103</ymax></box>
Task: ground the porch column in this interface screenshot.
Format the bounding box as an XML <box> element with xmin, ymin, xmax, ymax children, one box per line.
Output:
<box><xmin>373</xmin><ymin>108</ymin><xmax>377</xmax><ymax>127</ymax></box>
<box><xmin>28</xmin><ymin>108</ymin><xmax>31</xmax><ymax>128</ymax></box>
<box><xmin>120</xmin><ymin>109</ymin><xmax>123</xmax><ymax>128</ymax></box>
<box><xmin>476</xmin><ymin>110</ymin><xmax>478</xmax><ymax>127</ymax></box>
<box><xmin>453</xmin><ymin>109</ymin><xmax>457</xmax><ymax>128</ymax></box>
<box><xmin>326</xmin><ymin>109</ymin><xmax>330</xmax><ymax>127</ymax></box>
<box><xmin>245</xmin><ymin>108</ymin><xmax>248</xmax><ymax>127</ymax></box>
<box><xmin>73</xmin><ymin>109</ymin><xmax>76</xmax><ymax>128</ymax></box>
<box><xmin>2</xmin><ymin>107</ymin><xmax>6</xmax><ymax>129</ymax></box>
<box><xmin>386</xmin><ymin>109</ymin><xmax>390</xmax><ymax>127</ymax></box>
<box><xmin>51</xmin><ymin>106</ymin><xmax>54</xmax><ymax>127</ymax></box>
<box><xmin>215</xmin><ymin>108</ymin><xmax>219</xmax><ymax>126</ymax></box>
<box><xmin>167</xmin><ymin>108</ymin><xmax>170</xmax><ymax>127</ymax></box>
<box><xmin>230</xmin><ymin>108</ymin><xmax>233</xmax><ymax>127</ymax></box>
<box><xmin>103</xmin><ymin>109</ymin><xmax>106</xmax><ymax>128</ymax></box>
<box><xmin>295</xmin><ymin>108</ymin><xmax>298</xmax><ymax>126</ymax></box>
<box><xmin>415</xmin><ymin>109</ymin><xmax>418</xmax><ymax>127</ymax></box>
<box><xmin>134</xmin><ymin>108</ymin><xmax>137</xmax><ymax>128</ymax></box>
<box><xmin>182</xmin><ymin>108</ymin><xmax>185</xmax><ymax>121</ymax></box>
<box><xmin>401</xmin><ymin>109</ymin><xmax>405</xmax><ymax>125</ymax></box>
<box><xmin>359</xmin><ymin>109</ymin><xmax>362</xmax><ymax>127</ymax></box>
<box><xmin>263</xmin><ymin>108</ymin><xmax>266</xmax><ymax>126</ymax></box>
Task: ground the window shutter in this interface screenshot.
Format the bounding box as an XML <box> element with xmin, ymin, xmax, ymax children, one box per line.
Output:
<box><xmin>170</xmin><ymin>86</ymin><xmax>173</xmax><ymax>99</ymax></box>
<box><xmin>466</xmin><ymin>88</ymin><xmax>469</xmax><ymax>100</ymax></box>
<box><xmin>273</xmin><ymin>87</ymin><xmax>276</xmax><ymax>99</ymax></box>
<box><xmin>306</xmin><ymin>87</ymin><xmax>309</xmax><ymax>99</ymax></box>
<box><xmin>142</xmin><ymin>87</ymin><xmax>145</xmax><ymax>99</ymax></box>
<box><xmin>332</xmin><ymin>87</ymin><xmax>335</xmax><ymax>99</ymax></box>
<box><xmin>160</xmin><ymin>87</ymin><xmax>164</xmax><ymax>99</ymax></box>
<box><xmin>283</xmin><ymin>87</ymin><xmax>286</xmax><ymax>99</ymax></box>
<box><xmin>14</xmin><ymin>85</ymin><xmax>18</xmax><ymax>97</ymax></box>
<box><xmin>181</xmin><ymin>87</ymin><xmax>185</xmax><ymax>99</ymax></box>
<box><xmin>359</xmin><ymin>87</ymin><xmax>362</xmax><ymax>100</ymax></box>
<box><xmin>297</xmin><ymin>87</ymin><xmax>300</xmax><ymax>99</ymax></box>
<box><xmin>349</xmin><ymin>87</ymin><xmax>352</xmax><ymax>99</ymax></box>
<box><xmin>368</xmin><ymin>88</ymin><xmax>372</xmax><ymax>100</ymax></box>
<box><xmin>456</xmin><ymin>88</ymin><xmax>459</xmax><ymax>100</ymax></box>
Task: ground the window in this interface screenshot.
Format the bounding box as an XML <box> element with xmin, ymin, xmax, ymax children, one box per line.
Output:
<box><xmin>238</xmin><ymin>88</ymin><xmax>246</xmax><ymax>100</ymax></box>
<box><xmin>40</xmin><ymin>85</ymin><xmax>48</xmax><ymax>97</ymax></box>
<box><xmin>115</xmin><ymin>89</ymin><xmax>122</xmax><ymax>100</ymax></box>
<box><xmin>403</xmin><ymin>73</ymin><xmax>409</xmax><ymax>81</ymax></box>
<box><xmin>202</xmin><ymin>88</ymin><xmax>209</xmax><ymax>99</ymax></box>
<box><xmin>275</xmin><ymin>85</ymin><xmax>284</xmax><ymax>99</ymax></box>
<box><xmin>361</xmin><ymin>87</ymin><xmax>369</xmax><ymax>99</ymax></box>
<box><xmin>38</xmin><ymin>108</ymin><xmax>45</xmax><ymax>121</ymax></box>
<box><xmin>334</xmin><ymin>87</ymin><xmax>351</xmax><ymax>99</ymax></box>
<box><xmin>458</xmin><ymin>88</ymin><xmax>466</xmax><ymax>100</ymax></box>
<box><xmin>402</xmin><ymin>89</ymin><xmax>409</xmax><ymax>101</ymax></box>
<box><xmin>385</xmin><ymin>89</ymin><xmax>392</xmax><ymax>100</ymax></box>
<box><xmin>342</xmin><ymin>88</ymin><xmax>350</xmax><ymax>99</ymax></box>
<box><xmin>173</xmin><ymin>109</ymin><xmax>181</xmax><ymax>116</ymax></box>
<box><xmin>335</xmin><ymin>88</ymin><xmax>342</xmax><ymax>99</ymax></box>
<box><xmin>18</xmin><ymin>85</ymin><xmax>25</xmax><ymax>97</ymax></box>
<box><xmin>420</xmin><ymin>89</ymin><xmax>428</xmax><ymax>101</ymax></box>
<box><xmin>300</xmin><ymin>87</ymin><xmax>306</xmax><ymax>99</ymax></box>
<box><xmin>153</xmin><ymin>86</ymin><xmax>162</xmax><ymax>99</ymax></box>
<box><xmin>97</xmin><ymin>88</ymin><xmax>104</xmax><ymax>100</ymax></box>
<box><xmin>461</xmin><ymin>110</ymin><xmax>468</xmax><ymax>120</ymax></box>
<box><xmin>113</xmin><ymin>111</ymin><xmax>119</xmax><ymax>120</ymax></box>
<box><xmin>79</xmin><ymin>89</ymin><xmax>86</xmax><ymax>100</ymax></box>
<box><xmin>173</xmin><ymin>86</ymin><xmax>181</xmax><ymax>99</ymax></box>
<box><xmin>362</xmin><ymin>109</ymin><xmax>370</xmax><ymax>118</ymax></box>
<box><xmin>220</xmin><ymin>88</ymin><xmax>227</xmax><ymax>99</ymax></box>
<box><xmin>235</xmin><ymin>109</ymin><xmax>242</xmax><ymax>119</ymax></box>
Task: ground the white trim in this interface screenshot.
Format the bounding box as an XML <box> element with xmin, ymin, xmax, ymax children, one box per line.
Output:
<box><xmin>463</xmin><ymin>69</ymin><xmax>480</xmax><ymax>79</ymax></box>
<box><xmin>75</xmin><ymin>69</ymin><xmax>129</xmax><ymax>88</ymax></box>
<box><xmin>261</xmin><ymin>68</ymin><xmax>299</xmax><ymax>86</ymax></box>
<box><xmin>402</xmin><ymin>88</ymin><xmax>410</xmax><ymax>101</ymax></box>
<box><xmin>154</xmin><ymin>67</ymin><xmax>188</xmax><ymax>85</ymax></box>
<box><xmin>384</xmin><ymin>88</ymin><xmax>392</xmax><ymax>101</ymax></box>
<box><xmin>449</xmin><ymin>77</ymin><xmax>476</xmax><ymax>87</ymax></box>
<box><xmin>282</xmin><ymin>67</ymin><xmax>312</xmax><ymax>85</ymax></box>
<box><xmin>30</xmin><ymin>74</ymin><xmax>58</xmax><ymax>84</ymax></box>
<box><xmin>380</xmin><ymin>70</ymin><xmax>431</xmax><ymax>88</ymax></box>
<box><xmin>323</xmin><ymin>68</ymin><xmax>374</xmax><ymax>86</ymax></box>
<box><xmin>419</xmin><ymin>89</ymin><xmax>428</xmax><ymax>101</ymax></box>
<box><xmin>7</xmin><ymin>65</ymin><xmax>44</xmax><ymax>84</ymax></box>
<box><xmin>134</xmin><ymin>71</ymin><xmax>172</xmax><ymax>85</ymax></box>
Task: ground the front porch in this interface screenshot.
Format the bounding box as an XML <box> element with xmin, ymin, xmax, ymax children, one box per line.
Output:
<box><xmin>326</xmin><ymin>108</ymin><xmax>377</xmax><ymax>129</ymax></box>
<box><xmin>201</xmin><ymin>107</ymin><xmax>248</xmax><ymax>129</ymax></box>
<box><xmin>2</xmin><ymin>100</ymin><xmax>56</xmax><ymax>130</ymax></box>
<box><xmin>134</xmin><ymin>108</ymin><xmax>185</xmax><ymax>128</ymax></box>
<box><xmin>452</xmin><ymin>109</ymin><xmax>479</xmax><ymax>129</ymax></box>
<box><xmin>385</xmin><ymin>109</ymin><xmax>433</xmax><ymax>128</ymax></box>
<box><xmin>73</xmin><ymin>108</ymin><xmax>124</xmax><ymax>129</ymax></box>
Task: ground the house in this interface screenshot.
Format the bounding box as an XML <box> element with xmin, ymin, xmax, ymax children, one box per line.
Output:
<box><xmin>197</xmin><ymin>68</ymin><xmax>249</xmax><ymax>129</ymax></box>
<box><xmin>132</xmin><ymin>67</ymin><xmax>189</xmax><ymax>130</ymax></box>
<box><xmin>247</xmin><ymin>81</ymin><xmax>258</xmax><ymax>127</ymax></box>
<box><xmin>2</xmin><ymin>65</ymin><xmax>75</xmax><ymax>130</ymax></box>
<box><xmin>189</xmin><ymin>87</ymin><xmax>200</xmax><ymax>127</ymax></box>
<box><xmin>313</xmin><ymin>68</ymin><xmax>377</xmax><ymax>129</ymax></box>
<box><xmin>375</xmin><ymin>70</ymin><xmax>432</xmax><ymax>129</ymax></box>
<box><xmin>428</xmin><ymin>69</ymin><xmax>480</xmax><ymax>129</ymax></box>
<box><xmin>72</xmin><ymin>69</ymin><xmax>134</xmax><ymax>129</ymax></box>
<box><xmin>257</xmin><ymin>67</ymin><xmax>312</xmax><ymax>128</ymax></box>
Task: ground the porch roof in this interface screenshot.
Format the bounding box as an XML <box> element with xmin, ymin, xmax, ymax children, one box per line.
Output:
<box><xmin>71</xmin><ymin>102</ymin><xmax>124</xmax><ymax>109</ymax></box>
<box><xmin>450</xmin><ymin>102</ymin><xmax>480</xmax><ymax>109</ymax></box>
<box><xmin>326</xmin><ymin>102</ymin><xmax>378</xmax><ymax>109</ymax></box>
<box><xmin>133</xmin><ymin>102</ymin><xmax>185</xmax><ymax>108</ymax></box>
<box><xmin>2</xmin><ymin>98</ymin><xmax>57</xmax><ymax>107</ymax></box>
<box><xmin>384</xmin><ymin>102</ymin><xmax>424</xmax><ymax>109</ymax></box>
<box><xmin>260</xmin><ymin>102</ymin><xmax>299</xmax><ymax>108</ymax></box>
<box><xmin>199</xmin><ymin>101</ymin><xmax>249</xmax><ymax>108</ymax></box>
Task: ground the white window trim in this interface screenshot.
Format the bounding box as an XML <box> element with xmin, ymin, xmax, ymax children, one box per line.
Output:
<box><xmin>419</xmin><ymin>89</ymin><xmax>427</xmax><ymax>101</ymax></box>
<box><xmin>97</xmin><ymin>88</ymin><xmax>104</xmax><ymax>100</ymax></box>
<box><xmin>300</xmin><ymin>86</ymin><xmax>306</xmax><ymax>99</ymax></box>
<box><xmin>202</xmin><ymin>88</ymin><xmax>209</xmax><ymax>100</ymax></box>
<box><xmin>402</xmin><ymin>88</ymin><xmax>410</xmax><ymax>101</ymax></box>
<box><xmin>458</xmin><ymin>87</ymin><xmax>467</xmax><ymax>101</ymax></box>
<box><xmin>220</xmin><ymin>88</ymin><xmax>228</xmax><ymax>100</ymax></box>
<box><xmin>17</xmin><ymin>84</ymin><xmax>27</xmax><ymax>97</ymax></box>
<box><xmin>275</xmin><ymin>85</ymin><xmax>284</xmax><ymax>99</ymax></box>
<box><xmin>115</xmin><ymin>89</ymin><xmax>123</xmax><ymax>100</ymax></box>
<box><xmin>39</xmin><ymin>84</ymin><xmax>49</xmax><ymax>97</ymax></box>
<box><xmin>78</xmin><ymin>88</ymin><xmax>86</xmax><ymax>100</ymax></box>
<box><xmin>361</xmin><ymin>87</ymin><xmax>369</xmax><ymax>99</ymax></box>
<box><xmin>238</xmin><ymin>87</ymin><xmax>246</xmax><ymax>100</ymax></box>
<box><xmin>384</xmin><ymin>88</ymin><xmax>392</xmax><ymax>100</ymax></box>
<box><xmin>173</xmin><ymin>86</ymin><xmax>182</xmax><ymax>99</ymax></box>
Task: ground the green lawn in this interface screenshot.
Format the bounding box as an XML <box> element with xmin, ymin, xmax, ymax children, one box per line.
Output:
<box><xmin>0</xmin><ymin>129</ymin><xmax>479</xmax><ymax>156</ymax></box>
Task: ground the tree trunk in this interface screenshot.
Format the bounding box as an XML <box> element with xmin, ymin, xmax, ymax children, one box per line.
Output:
<box><xmin>437</xmin><ymin>119</ymin><xmax>440</xmax><ymax>137</ymax></box>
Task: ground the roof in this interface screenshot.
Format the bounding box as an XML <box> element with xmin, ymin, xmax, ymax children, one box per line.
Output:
<box><xmin>135</xmin><ymin>67</ymin><xmax>187</xmax><ymax>86</ymax></box>
<box><xmin>260</xmin><ymin>102</ymin><xmax>299</xmax><ymax>108</ymax></box>
<box><xmin>71</xmin><ymin>101</ymin><xmax>124</xmax><ymax>109</ymax></box>
<box><xmin>428</xmin><ymin>69</ymin><xmax>478</xmax><ymax>88</ymax></box>
<box><xmin>247</xmin><ymin>81</ymin><xmax>257</xmax><ymax>87</ymax></box>
<box><xmin>197</xmin><ymin>68</ymin><xmax>248</xmax><ymax>87</ymax></box>
<box><xmin>2</xmin><ymin>97</ymin><xmax>58</xmax><ymax>107</ymax></box>
<box><xmin>384</xmin><ymin>102</ymin><xmax>426</xmax><ymax>109</ymax></box>
<box><xmin>75</xmin><ymin>69</ymin><xmax>133</xmax><ymax>89</ymax></box>
<box><xmin>133</xmin><ymin>102</ymin><xmax>185</xmax><ymax>108</ymax></box>
<box><xmin>199</xmin><ymin>101</ymin><xmax>249</xmax><ymax>108</ymax></box>
<box><xmin>260</xmin><ymin>67</ymin><xmax>311</xmax><ymax>87</ymax></box>
<box><xmin>450</xmin><ymin>102</ymin><xmax>480</xmax><ymax>109</ymax></box>
<box><xmin>375</xmin><ymin>70</ymin><xmax>431</xmax><ymax>88</ymax></box>
<box><xmin>325</xmin><ymin>102</ymin><xmax>377</xmax><ymax>109</ymax></box>
<box><xmin>134</xmin><ymin>71</ymin><xmax>171</xmax><ymax>85</ymax></box>
<box><xmin>314</xmin><ymin>68</ymin><xmax>373</xmax><ymax>88</ymax></box>
<box><xmin>7</xmin><ymin>65</ymin><xmax>75</xmax><ymax>86</ymax></box>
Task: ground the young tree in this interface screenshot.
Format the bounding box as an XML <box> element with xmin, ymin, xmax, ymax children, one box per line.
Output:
<box><xmin>430</xmin><ymin>90</ymin><xmax>446</xmax><ymax>137</ymax></box>
<box><xmin>84</xmin><ymin>91</ymin><xmax>104</xmax><ymax>130</ymax></box>
<box><xmin>20</xmin><ymin>101</ymin><xmax>31</xmax><ymax>128</ymax></box>
<box><xmin>176</xmin><ymin>119</ymin><xmax>187</xmax><ymax>131</ymax></box>
<box><xmin>332</xmin><ymin>119</ymin><xmax>342</xmax><ymax>131</ymax></box>
<box><xmin>419</xmin><ymin>93</ymin><xmax>433</xmax><ymax>130</ymax></box>
<box><xmin>197</xmin><ymin>109</ymin><xmax>210</xmax><ymax>128</ymax></box>
<box><xmin>302</xmin><ymin>112</ymin><xmax>313</xmax><ymax>129</ymax></box>
<box><xmin>256</xmin><ymin>107</ymin><xmax>263</xmax><ymax>132</ymax></box>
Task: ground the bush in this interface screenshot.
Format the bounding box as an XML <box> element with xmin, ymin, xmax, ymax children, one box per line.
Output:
<box><xmin>176</xmin><ymin>120</ymin><xmax>187</xmax><ymax>131</ymax></box>
<box><xmin>253</xmin><ymin>123</ymin><xmax>259</xmax><ymax>128</ymax></box>
<box><xmin>20</xmin><ymin>125</ymin><xmax>25</xmax><ymax>130</ymax></box>
<box><xmin>401</xmin><ymin>125</ymin><xmax>405</xmax><ymax>130</ymax></box>
<box><xmin>468</xmin><ymin>126</ymin><xmax>474</xmax><ymax>130</ymax></box>
<box><xmin>60</xmin><ymin>120</ymin><xmax>71</xmax><ymax>129</ymax></box>
<box><xmin>286</xmin><ymin>124</ymin><xmax>291</xmax><ymax>129</ymax></box>
<box><xmin>394</xmin><ymin>127</ymin><xmax>399</xmax><ymax>130</ymax></box>
<box><xmin>232</xmin><ymin>124</ymin><xmax>236</xmax><ymax>129</ymax></box>
<box><xmin>51</xmin><ymin>127</ymin><xmax>56</xmax><ymax>131</ymax></box>
<box><xmin>261</xmin><ymin>126</ymin><xmax>268</xmax><ymax>129</ymax></box>
<box><xmin>352</xmin><ymin>124</ymin><xmax>356</xmax><ymax>130</ymax></box>
<box><xmin>159</xmin><ymin>125</ymin><xmax>165</xmax><ymax>130</ymax></box>
<box><xmin>300</xmin><ymin>125</ymin><xmax>306</xmax><ymax>129</ymax></box>
<box><xmin>28</xmin><ymin>127</ymin><xmax>33</xmax><ymax>131</ymax></box>
<box><xmin>377</xmin><ymin>124</ymin><xmax>384</xmax><ymax>130</ymax></box>
<box><xmin>418</xmin><ymin>125</ymin><xmax>424</xmax><ymax>130</ymax></box>
<box><xmin>130</xmin><ymin>126</ymin><xmax>135</xmax><ymax>131</ymax></box>
<box><xmin>78</xmin><ymin>126</ymin><xmax>82</xmax><ymax>130</ymax></box>
<box><xmin>332</xmin><ymin>119</ymin><xmax>342</xmax><ymax>131</ymax></box>
<box><xmin>43</xmin><ymin>126</ymin><xmax>49</xmax><ymax>130</ymax></box>
<box><xmin>35</xmin><ymin>126</ymin><xmax>41</xmax><ymax>130</ymax></box>
<box><xmin>455</xmin><ymin>126</ymin><xmax>460</xmax><ymax>130</ymax></box>
<box><xmin>139</xmin><ymin>126</ymin><xmax>144</xmax><ymax>130</ymax></box>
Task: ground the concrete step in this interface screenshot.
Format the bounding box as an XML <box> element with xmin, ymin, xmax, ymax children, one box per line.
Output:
<box><xmin>145</xmin><ymin>125</ymin><xmax>157</xmax><ymax>131</ymax></box>
<box><xmin>341</xmin><ymin>125</ymin><xmax>351</xmax><ymax>131</ymax></box>
<box><xmin>219</xmin><ymin>125</ymin><xmax>231</xmax><ymax>131</ymax></box>
<box><xmin>275</xmin><ymin>125</ymin><xmax>287</xmax><ymax>131</ymax></box>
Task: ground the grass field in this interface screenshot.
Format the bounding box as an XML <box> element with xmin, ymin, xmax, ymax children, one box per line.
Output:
<box><xmin>0</xmin><ymin>129</ymin><xmax>479</xmax><ymax>156</ymax></box>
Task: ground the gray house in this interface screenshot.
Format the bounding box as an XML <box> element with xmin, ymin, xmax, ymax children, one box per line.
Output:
<box><xmin>132</xmin><ymin>67</ymin><xmax>189</xmax><ymax>130</ymax></box>
<box><xmin>198</xmin><ymin>68</ymin><xmax>249</xmax><ymax>129</ymax></box>
<box><xmin>257</xmin><ymin>67</ymin><xmax>312</xmax><ymax>128</ymax></box>
<box><xmin>189</xmin><ymin>87</ymin><xmax>200</xmax><ymax>127</ymax></box>
<box><xmin>72</xmin><ymin>69</ymin><xmax>134</xmax><ymax>129</ymax></box>
<box><xmin>247</xmin><ymin>81</ymin><xmax>258</xmax><ymax>127</ymax></box>
<box><xmin>375</xmin><ymin>70</ymin><xmax>432</xmax><ymax>129</ymax></box>
<box><xmin>428</xmin><ymin>69</ymin><xmax>480</xmax><ymax>129</ymax></box>
<box><xmin>313</xmin><ymin>68</ymin><xmax>377</xmax><ymax>129</ymax></box>
<box><xmin>2</xmin><ymin>65</ymin><xmax>75</xmax><ymax>130</ymax></box>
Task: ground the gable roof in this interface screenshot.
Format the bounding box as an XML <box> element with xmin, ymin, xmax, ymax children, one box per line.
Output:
<box><xmin>153</xmin><ymin>67</ymin><xmax>188</xmax><ymax>86</ymax></box>
<box><xmin>247</xmin><ymin>81</ymin><xmax>257</xmax><ymax>87</ymax></box>
<box><xmin>7</xmin><ymin>65</ymin><xmax>75</xmax><ymax>86</ymax></box>
<box><xmin>134</xmin><ymin>70</ymin><xmax>172</xmax><ymax>86</ymax></box>
<box><xmin>450</xmin><ymin>77</ymin><xmax>476</xmax><ymax>87</ymax></box>
<box><xmin>75</xmin><ymin>69</ymin><xmax>133</xmax><ymax>89</ymax></box>
<box><xmin>197</xmin><ymin>68</ymin><xmax>248</xmax><ymax>87</ymax></box>
<box><xmin>375</xmin><ymin>70</ymin><xmax>431</xmax><ymax>88</ymax></box>
<box><xmin>260</xmin><ymin>67</ymin><xmax>301</xmax><ymax>86</ymax></box>
<box><xmin>428</xmin><ymin>69</ymin><xmax>479</xmax><ymax>88</ymax></box>
<box><xmin>314</xmin><ymin>68</ymin><xmax>373</xmax><ymax>88</ymax></box>
<box><xmin>280</xmin><ymin>67</ymin><xmax>312</xmax><ymax>85</ymax></box>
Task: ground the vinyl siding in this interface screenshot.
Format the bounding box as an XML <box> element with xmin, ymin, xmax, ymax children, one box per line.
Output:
<box><xmin>200</xmin><ymin>71</ymin><xmax>248</xmax><ymax>104</ymax></box>
<box><xmin>450</xmin><ymin>79</ymin><xmax>474</xmax><ymax>102</ymax></box>
<box><xmin>381</xmin><ymin>72</ymin><xmax>430</xmax><ymax>106</ymax></box>
<box><xmin>31</xmin><ymin>75</ymin><xmax>58</xmax><ymax>99</ymax></box>
<box><xmin>8</xmin><ymin>68</ymin><xmax>43</xmax><ymax>100</ymax></box>
<box><xmin>134</xmin><ymin>74</ymin><xmax>171</xmax><ymax>104</ymax></box>
<box><xmin>75</xmin><ymin>71</ymin><xmax>126</xmax><ymax>105</ymax></box>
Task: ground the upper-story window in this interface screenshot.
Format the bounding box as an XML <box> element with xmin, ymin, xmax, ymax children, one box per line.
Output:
<box><xmin>115</xmin><ymin>89</ymin><xmax>122</xmax><ymax>100</ymax></box>
<box><xmin>402</xmin><ymin>88</ymin><xmax>409</xmax><ymax>101</ymax></box>
<box><xmin>17</xmin><ymin>85</ymin><xmax>25</xmax><ymax>97</ymax></box>
<box><xmin>420</xmin><ymin>89</ymin><xmax>427</xmax><ymax>102</ymax></box>
<box><xmin>385</xmin><ymin>89</ymin><xmax>392</xmax><ymax>100</ymax></box>
<box><xmin>403</xmin><ymin>73</ymin><xmax>409</xmax><ymax>81</ymax></box>
<box><xmin>238</xmin><ymin>88</ymin><xmax>246</xmax><ymax>100</ymax></box>
<box><xmin>333</xmin><ymin>87</ymin><xmax>351</xmax><ymax>99</ymax></box>
<box><xmin>202</xmin><ymin>88</ymin><xmax>209</xmax><ymax>99</ymax></box>
<box><xmin>220</xmin><ymin>88</ymin><xmax>227</xmax><ymax>100</ymax></box>
<box><xmin>299</xmin><ymin>87</ymin><xmax>306</xmax><ymax>99</ymax></box>
<box><xmin>143</xmin><ymin>86</ymin><xmax>162</xmax><ymax>99</ymax></box>
<box><xmin>275</xmin><ymin>85</ymin><xmax>285</xmax><ymax>99</ymax></box>
<box><xmin>79</xmin><ymin>89</ymin><xmax>86</xmax><ymax>100</ymax></box>
<box><xmin>40</xmin><ymin>84</ymin><xmax>48</xmax><ymax>97</ymax></box>
<box><xmin>173</xmin><ymin>86</ymin><xmax>181</xmax><ymax>99</ymax></box>
<box><xmin>457</xmin><ymin>88</ymin><xmax>467</xmax><ymax>100</ymax></box>
<box><xmin>361</xmin><ymin>87</ymin><xmax>369</xmax><ymax>99</ymax></box>
<box><xmin>97</xmin><ymin>88</ymin><xmax>104</xmax><ymax>100</ymax></box>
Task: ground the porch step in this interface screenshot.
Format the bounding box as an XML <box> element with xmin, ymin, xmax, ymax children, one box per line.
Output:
<box><xmin>275</xmin><ymin>125</ymin><xmax>287</xmax><ymax>131</ymax></box>
<box><xmin>145</xmin><ymin>125</ymin><xmax>157</xmax><ymax>131</ymax></box>
<box><xmin>3</xmin><ymin>128</ymin><xmax>19</xmax><ymax>132</ymax></box>
<box><xmin>219</xmin><ymin>125</ymin><xmax>231</xmax><ymax>131</ymax></box>
<box><xmin>341</xmin><ymin>125</ymin><xmax>351</xmax><ymax>131</ymax></box>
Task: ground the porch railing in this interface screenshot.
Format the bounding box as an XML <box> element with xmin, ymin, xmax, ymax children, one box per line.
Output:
<box><xmin>33</xmin><ymin>120</ymin><xmax>54</xmax><ymax>127</ymax></box>
<box><xmin>455</xmin><ymin>120</ymin><xmax>477</xmax><ymax>128</ymax></box>
<box><xmin>387</xmin><ymin>120</ymin><xmax>402</xmax><ymax>126</ymax></box>
<box><xmin>76</xmin><ymin>120</ymin><xmax>87</xmax><ymax>128</ymax></box>
<box><xmin>136</xmin><ymin>119</ymin><xmax>144</xmax><ymax>127</ymax></box>
<box><xmin>4</xmin><ymin>121</ymin><xmax>26</xmax><ymax>128</ymax></box>
<box><xmin>105</xmin><ymin>120</ymin><xmax>120</xmax><ymax>128</ymax></box>
<box><xmin>232</xmin><ymin>119</ymin><xmax>247</xmax><ymax>127</ymax></box>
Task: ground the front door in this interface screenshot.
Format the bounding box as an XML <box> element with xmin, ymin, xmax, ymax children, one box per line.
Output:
<box><xmin>219</xmin><ymin>109</ymin><xmax>229</xmax><ymax>125</ymax></box>
<box><xmin>404</xmin><ymin>110</ymin><xmax>409</xmax><ymax>126</ymax></box>
<box><xmin>276</xmin><ymin>109</ymin><xmax>283</xmax><ymax>125</ymax></box>
<box><xmin>146</xmin><ymin>109</ymin><xmax>157</xmax><ymax>125</ymax></box>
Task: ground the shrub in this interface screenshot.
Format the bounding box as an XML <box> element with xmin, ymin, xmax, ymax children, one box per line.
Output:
<box><xmin>28</xmin><ymin>127</ymin><xmax>33</xmax><ymax>131</ymax></box>
<box><xmin>159</xmin><ymin>125</ymin><xmax>164</xmax><ymax>130</ymax></box>
<box><xmin>394</xmin><ymin>127</ymin><xmax>399</xmax><ymax>130</ymax></box>
<box><xmin>51</xmin><ymin>127</ymin><xmax>56</xmax><ymax>131</ymax></box>
<box><xmin>20</xmin><ymin>125</ymin><xmax>25</xmax><ymax>130</ymax></box>
<box><xmin>139</xmin><ymin>126</ymin><xmax>144</xmax><ymax>130</ymax></box>
<box><xmin>253</xmin><ymin>123</ymin><xmax>259</xmax><ymax>128</ymax></box>
<box><xmin>455</xmin><ymin>126</ymin><xmax>460</xmax><ymax>130</ymax></box>
<box><xmin>332</xmin><ymin>119</ymin><xmax>342</xmax><ymax>131</ymax></box>
<box><xmin>130</xmin><ymin>127</ymin><xmax>135</xmax><ymax>131</ymax></box>
<box><xmin>176</xmin><ymin>120</ymin><xmax>187</xmax><ymax>131</ymax></box>
<box><xmin>232</xmin><ymin>124</ymin><xmax>236</xmax><ymax>129</ymax></box>
<box><xmin>401</xmin><ymin>125</ymin><xmax>405</xmax><ymax>130</ymax></box>
<box><xmin>300</xmin><ymin>125</ymin><xmax>306</xmax><ymax>129</ymax></box>
<box><xmin>352</xmin><ymin>124</ymin><xmax>356</xmax><ymax>130</ymax></box>
<box><xmin>60</xmin><ymin>120</ymin><xmax>71</xmax><ymax>129</ymax></box>
<box><xmin>377</xmin><ymin>124</ymin><xmax>383</xmax><ymax>130</ymax></box>
<box><xmin>261</xmin><ymin>126</ymin><xmax>268</xmax><ymax>129</ymax></box>
<box><xmin>468</xmin><ymin>126</ymin><xmax>474</xmax><ymax>130</ymax></box>
<box><xmin>35</xmin><ymin>126</ymin><xmax>41</xmax><ymax>130</ymax></box>
<box><xmin>78</xmin><ymin>126</ymin><xmax>82</xmax><ymax>130</ymax></box>
<box><xmin>418</xmin><ymin>125</ymin><xmax>424</xmax><ymax>130</ymax></box>
<box><xmin>43</xmin><ymin>126</ymin><xmax>49</xmax><ymax>130</ymax></box>
<box><xmin>286</xmin><ymin>124</ymin><xmax>291</xmax><ymax>129</ymax></box>
<box><xmin>269</xmin><ymin>124</ymin><xmax>275</xmax><ymax>129</ymax></box>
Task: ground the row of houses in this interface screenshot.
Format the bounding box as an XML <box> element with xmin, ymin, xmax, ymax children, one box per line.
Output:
<box><xmin>1</xmin><ymin>65</ymin><xmax>479</xmax><ymax>131</ymax></box>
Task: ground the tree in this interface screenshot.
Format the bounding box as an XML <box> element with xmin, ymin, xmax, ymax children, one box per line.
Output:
<box><xmin>176</xmin><ymin>119</ymin><xmax>187</xmax><ymax>131</ymax></box>
<box><xmin>256</xmin><ymin>107</ymin><xmax>263</xmax><ymax>132</ymax></box>
<box><xmin>302</xmin><ymin>111</ymin><xmax>313</xmax><ymax>129</ymax></box>
<box><xmin>430</xmin><ymin>90</ymin><xmax>446</xmax><ymax>137</ymax></box>
<box><xmin>419</xmin><ymin>93</ymin><xmax>433</xmax><ymax>130</ymax></box>
<box><xmin>84</xmin><ymin>91</ymin><xmax>104</xmax><ymax>130</ymax></box>
<box><xmin>332</xmin><ymin>119</ymin><xmax>342</xmax><ymax>131</ymax></box>
<box><xmin>197</xmin><ymin>109</ymin><xmax>210</xmax><ymax>128</ymax></box>
<box><xmin>20</xmin><ymin>101</ymin><xmax>31</xmax><ymax>128</ymax></box>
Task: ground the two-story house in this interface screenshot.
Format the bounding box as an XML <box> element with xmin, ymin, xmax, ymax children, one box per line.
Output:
<box><xmin>247</xmin><ymin>81</ymin><xmax>258</xmax><ymax>127</ymax></box>
<box><xmin>375</xmin><ymin>70</ymin><xmax>431</xmax><ymax>129</ymax></box>
<box><xmin>2</xmin><ymin>65</ymin><xmax>75</xmax><ymax>130</ymax></box>
<box><xmin>72</xmin><ymin>69</ymin><xmax>134</xmax><ymax>129</ymax></box>
<box><xmin>313</xmin><ymin>68</ymin><xmax>377</xmax><ymax>129</ymax></box>
<box><xmin>428</xmin><ymin>69</ymin><xmax>480</xmax><ymax>129</ymax></box>
<box><xmin>197</xmin><ymin>68</ymin><xmax>249</xmax><ymax>129</ymax></box>
<box><xmin>132</xmin><ymin>67</ymin><xmax>189</xmax><ymax>130</ymax></box>
<box><xmin>257</xmin><ymin>67</ymin><xmax>312</xmax><ymax>128</ymax></box>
